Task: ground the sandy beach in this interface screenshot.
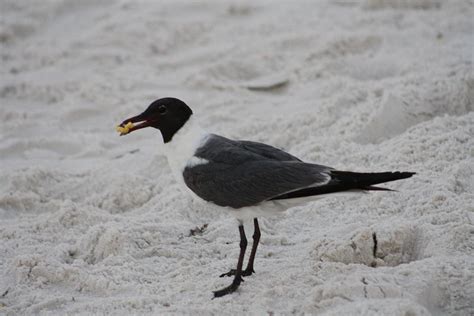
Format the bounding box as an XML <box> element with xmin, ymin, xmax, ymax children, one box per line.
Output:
<box><xmin>1</xmin><ymin>0</ymin><xmax>473</xmax><ymax>314</ymax></box>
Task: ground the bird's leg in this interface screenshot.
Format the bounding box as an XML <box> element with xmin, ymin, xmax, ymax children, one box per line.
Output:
<box><xmin>220</xmin><ymin>218</ymin><xmax>260</xmax><ymax>278</ymax></box>
<box><xmin>244</xmin><ymin>218</ymin><xmax>260</xmax><ymax>275</ymax></box>
<box><xmin>213</xmin><ymin>225</ymin><xmax>247</xmax><ymax>298</ymax></box>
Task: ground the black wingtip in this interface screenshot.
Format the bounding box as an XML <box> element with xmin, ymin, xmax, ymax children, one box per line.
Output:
<box><xmin>331</xmin><ymin>170</ymin><xmax>416</xmax><ymax>186</ymax></box>
<box><xmin>270</xmin><ymin>170</ymin><xmax>415</xmax><ymax>201</ymax></box>
<box><xmin>396</xmin><ymin>171</ymin><xmax>416</xmax><ymax>178</ymax></box>
<box><xmin>388</xmin><ymin>171</ymin><xmax>416</xmax><ymax>181</ymax></box>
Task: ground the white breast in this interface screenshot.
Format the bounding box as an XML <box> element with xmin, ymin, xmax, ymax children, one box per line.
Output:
<box><xmin>162</xmin><ymin>116</ymin><xmax>210</xmax><ymax>195</ymax></box>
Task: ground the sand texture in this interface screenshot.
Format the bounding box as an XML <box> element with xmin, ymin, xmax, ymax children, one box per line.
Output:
<box><xmin>1</xmin><ymin>0</ymin><xmax>473</xmax><ymax>315</ymax></box>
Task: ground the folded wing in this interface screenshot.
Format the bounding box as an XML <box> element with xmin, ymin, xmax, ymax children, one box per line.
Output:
<box><xmin>183</xmin><ymin>160</ymin><xmax>331</xmax><ymax>208</ymax></box>
<box><xmin>184</xmin><ymin>134</ymin><xmax>414</xmax><ymax>208</ymax></box>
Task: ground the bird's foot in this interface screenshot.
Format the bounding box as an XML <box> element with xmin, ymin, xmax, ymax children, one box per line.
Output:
<box><xmin>219</xmin><ymin>268</ymin><xmax>255</xmax><ymax>278</ymax></box>
<box><xmin>213</xmin><ymin>276</ymin><xmax>243</xmax><ymax>298</ymax></box>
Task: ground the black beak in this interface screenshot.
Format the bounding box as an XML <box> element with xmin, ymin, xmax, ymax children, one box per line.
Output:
<box><xmin>117</xmin><ymin>113</ymin><xmax>156</xmax><ymax>135</ymax></box>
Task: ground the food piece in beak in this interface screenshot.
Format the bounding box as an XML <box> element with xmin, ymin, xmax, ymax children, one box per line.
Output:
<box><xmin>116</xmin><ymin>121</ymin><xmax>135</xmax><ymax>135</ymax></box>
<box><xmin>116</xmin><ymin>112</ymin><xmax>155</xmax><ymax>136</ymax></box>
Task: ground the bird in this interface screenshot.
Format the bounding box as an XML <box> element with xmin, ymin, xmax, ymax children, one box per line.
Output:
<box><xmin>117</xmin><ymin>97</ymin><xmax>415</xmax><ymax>298</ymax></box>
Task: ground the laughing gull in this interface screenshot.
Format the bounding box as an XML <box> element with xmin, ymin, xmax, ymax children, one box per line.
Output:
<box><xmin>117</xmin><ymin>97</ymin><xmax>415</xmax><ymax>297</ymax></box>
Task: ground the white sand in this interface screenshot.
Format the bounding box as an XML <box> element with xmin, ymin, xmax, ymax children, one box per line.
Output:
<box><xmin>1</xmin><ymin>0</ymin><xmax>473</xmax><ymax>314</ymax></box>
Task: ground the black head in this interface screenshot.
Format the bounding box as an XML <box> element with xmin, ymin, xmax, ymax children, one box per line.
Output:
<box><xmin>118</xmin><ymin>97</ymin><xmax>193</xmax><ymax>143</ymax></box>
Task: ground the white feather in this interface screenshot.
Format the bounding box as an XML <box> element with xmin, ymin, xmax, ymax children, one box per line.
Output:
<box><xmin>163</xmin><ymin>116</ymin><xmax>210</xmax><ymax>196</ymax></box>
<box><xmin>186</xmin><ymin>156</ymin><xmax>209</xmax><ymax>168</ymax></box>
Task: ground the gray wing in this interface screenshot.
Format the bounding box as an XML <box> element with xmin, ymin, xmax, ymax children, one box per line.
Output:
<box><xmin>194</xmin><ymin>134</ymin><xmax>301</xmax><ymax>163</ymax></box>
<box><xmin>236</xmin><ymin>140</ymin><xmax>302</xmax><ymax>162</ymax></box>
<box><xmin>183</xmin><ymin>160</ymin><xmax>330</xmax><ymax>208</ymax></box>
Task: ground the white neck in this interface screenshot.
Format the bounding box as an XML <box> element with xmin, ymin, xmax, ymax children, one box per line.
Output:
<box><xmin>163</xmin><ymin>116</ymin><xmax>210</xmax><ymax>175</ymax></box>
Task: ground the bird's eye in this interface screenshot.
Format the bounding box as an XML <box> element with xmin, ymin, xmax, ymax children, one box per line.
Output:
<box><xmin>158</xmin><ymin>105</ymin><xmax>167</xmax><ymax>114</ymax></box>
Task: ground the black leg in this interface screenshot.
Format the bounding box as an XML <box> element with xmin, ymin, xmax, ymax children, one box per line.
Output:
<box><xmin>213</xmin><ymin>225</ymin><xmax>247</xmax><ymax>298</ymax></box>
<box><xmin>245</xmin><ymin>218</ymin><xmax>260</xmax><ymax>274</ymax></box>
<box><xmin>220</xmin><ymin>218</ymin><xmax>261</xmax><ymax>278</ymax></box>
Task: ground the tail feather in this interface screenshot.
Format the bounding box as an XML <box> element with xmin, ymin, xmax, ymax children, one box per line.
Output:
<box><xmin>270</xmin><ymin>171</ymin><xmax>414</xmax><ymax>201</ymax></box>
